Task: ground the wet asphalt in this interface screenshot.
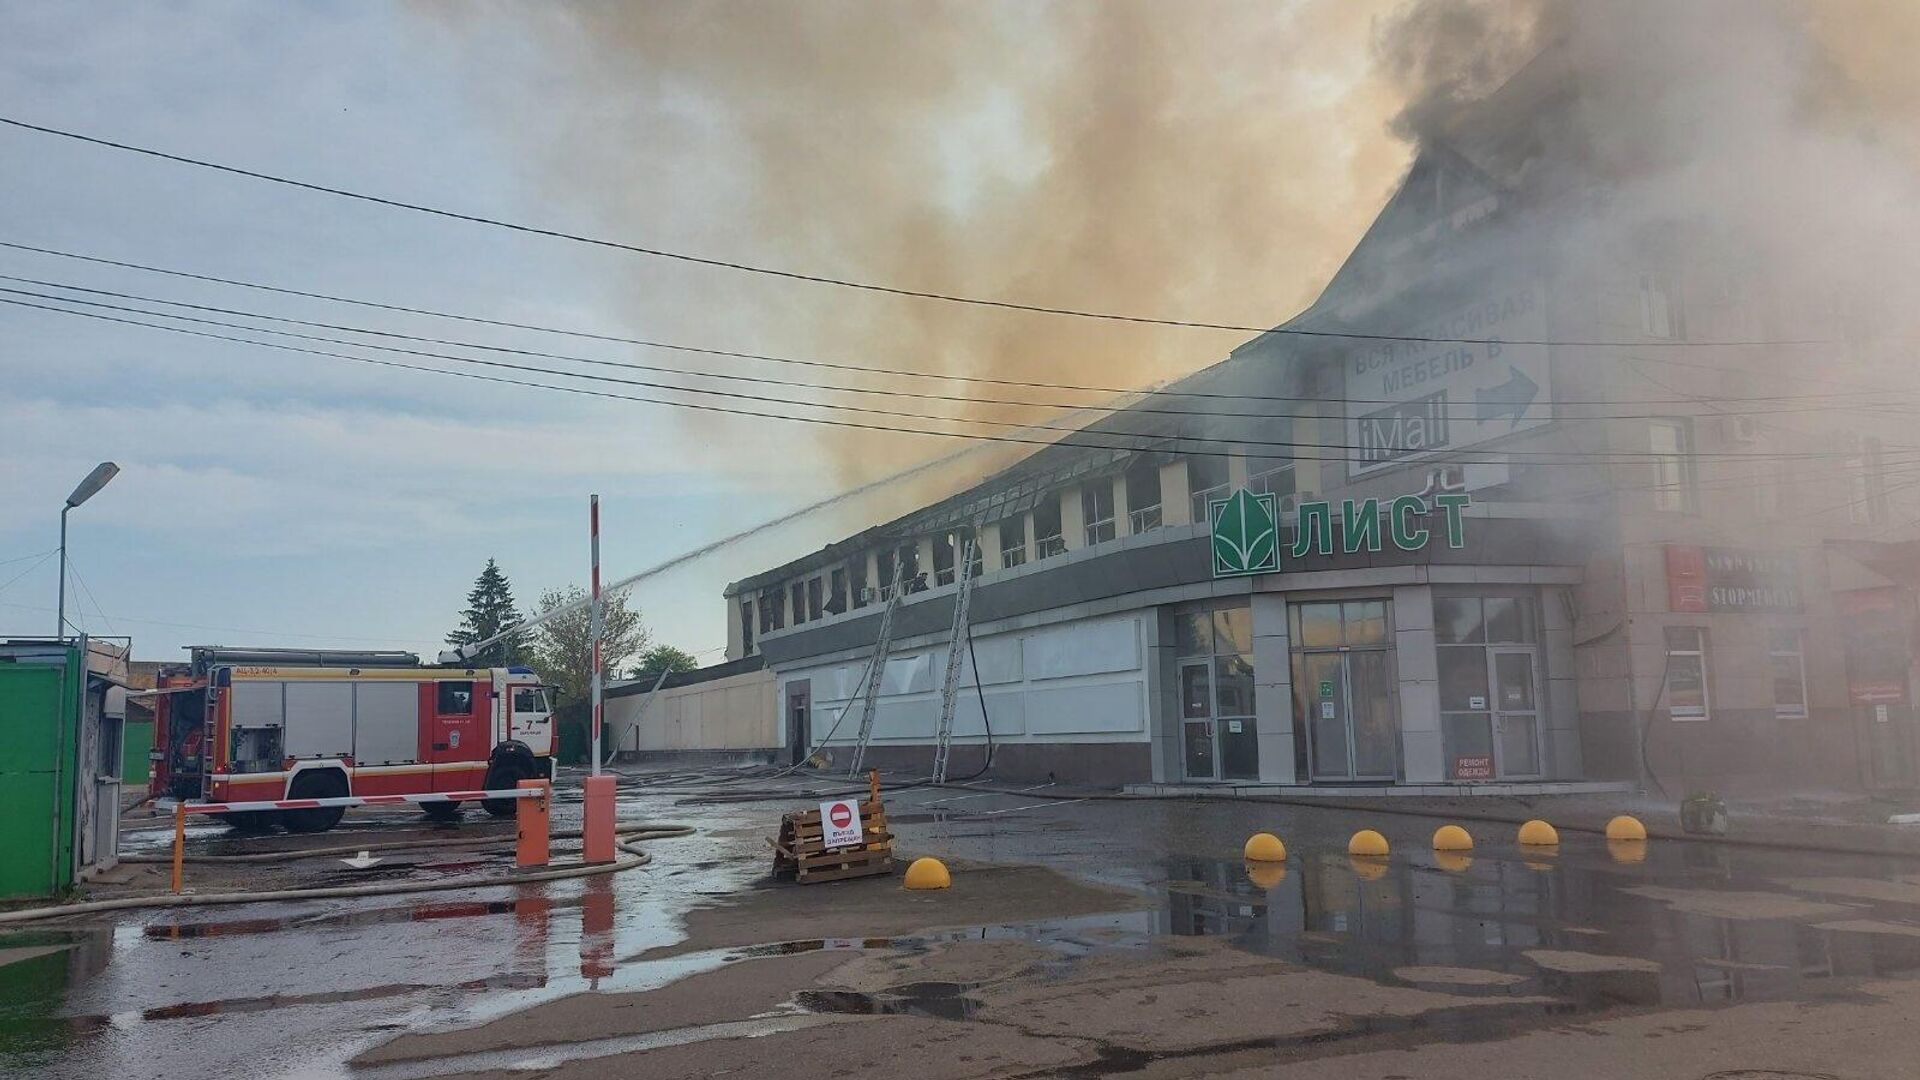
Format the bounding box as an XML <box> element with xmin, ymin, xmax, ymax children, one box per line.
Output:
<box><xmin>9</xmin><ymin>773</ymin><xmax>1920</xmax><ymax>1079</ymax></box>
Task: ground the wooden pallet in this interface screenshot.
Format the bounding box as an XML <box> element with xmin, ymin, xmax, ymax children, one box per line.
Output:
<box><xmin>770</xmin><ymin>775</ymin><xmax>894</xmax><ymax>884</ymax></box>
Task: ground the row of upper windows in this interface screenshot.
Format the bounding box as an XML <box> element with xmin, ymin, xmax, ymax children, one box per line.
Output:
<box><xmin>737</xmin><ymin>458</ymin><xmax>1272</xmax><ymax>652</ymax></box>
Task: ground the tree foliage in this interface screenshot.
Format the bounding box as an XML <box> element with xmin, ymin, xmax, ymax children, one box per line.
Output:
<box><xmin>631</xmin><ymin>644</ymin><xmax>700</xmax><ymax>679</ymax></box>
<box><xmin>445</xmin><ymin>558</ymin><xmax>526</xmax><ymax>666</ymax></box>
<box><xmin>526</xmin><ymin>586</ymin><xmax>649</xmax><ymax>715</ymax></box>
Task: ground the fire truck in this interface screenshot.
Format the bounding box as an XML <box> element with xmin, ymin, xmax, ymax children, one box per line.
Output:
<box><xmin>150</xmin><ymin>646</ymin><xmax>555</xmax><ymax>833</ymax></box>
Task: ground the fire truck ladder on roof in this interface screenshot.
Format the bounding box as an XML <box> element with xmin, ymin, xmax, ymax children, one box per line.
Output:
<box><xmin>845</xmin><ymin>550</ymin><xmax>905</xmax><ymax>778</ymax></box>
<box><xmin>930</xmin><ymin>537</ymin><xmax>980</xmax><ymax>785</ymax></box>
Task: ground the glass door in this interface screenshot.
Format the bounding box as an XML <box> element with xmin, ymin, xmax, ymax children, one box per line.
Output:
<box><xmin>1301</xmin><ymin>653</ymin><xmax>1349</xmax><ymax>781</ymax></box>
<box><xmin>1180</xmin><ymin>660</ymin><xmax>1216</xmax><ymax>780</ymax></box>
<box><xmin>1348</xmin><ymin>651</ymin><xmax>1399</xmax><ymax>780</ymax></box>
<box><xmin>1490</xmin><ymin>649</ymin><xmax>1542</xmax><ymax>778</ymax></box>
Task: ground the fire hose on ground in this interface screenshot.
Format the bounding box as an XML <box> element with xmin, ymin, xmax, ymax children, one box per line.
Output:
<box><xmin>0</xmin><ymin>781</ymin><xmax>695</xmax><ymax>924</ymax></box>
<box><xmin>0</xmin><ymin>823</ymin><xmax>693</xmax><ymax>925</ymax></box>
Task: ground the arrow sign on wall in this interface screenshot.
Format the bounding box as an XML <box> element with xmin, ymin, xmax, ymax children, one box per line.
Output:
<box><xmin>1476</xmin><ymin>367</ymin><xmax>1539</xmax><ymax>427</ymax></box>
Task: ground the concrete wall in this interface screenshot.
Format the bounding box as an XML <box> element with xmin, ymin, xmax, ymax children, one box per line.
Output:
<box><xmin>604</xmin><ymin>668</ymin><xmax>780</xmax><ymax>755</ymax></box>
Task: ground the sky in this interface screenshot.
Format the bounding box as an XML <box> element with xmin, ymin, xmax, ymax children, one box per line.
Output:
<box><xmin>0</xmin><ymin>2</ymin><xmax>1408</xmax><ymax>666</ymax></box>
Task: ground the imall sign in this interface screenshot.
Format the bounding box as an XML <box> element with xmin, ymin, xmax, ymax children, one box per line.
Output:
<box><xmin>1344</xmin><ymin>288</ymin><xmax>1550</xmax><ymax>477</ymax></box>
<box><xmin>1211</xmin><ymin>489</ymin><xmax>1470</xmax><ymax>578</ymax></box>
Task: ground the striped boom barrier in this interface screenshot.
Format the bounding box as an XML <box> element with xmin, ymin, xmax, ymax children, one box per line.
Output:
<box><xmin>157</xmin><ymin>787</ymin><xmax>542</xmax><ymax>816</ymax></box>
<box><xmin>161</xmin><ymin>784</ymin><xmax>553</xmax><ymax>894</ymax></box>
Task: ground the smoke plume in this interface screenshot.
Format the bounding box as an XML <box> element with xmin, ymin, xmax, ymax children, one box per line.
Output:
<box><xmin>418</xmin><ymin>1</ymin><xmax>1920</xmax><ymax>518</ymax></box>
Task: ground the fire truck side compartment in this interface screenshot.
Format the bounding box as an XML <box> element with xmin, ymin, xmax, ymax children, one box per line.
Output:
<box><xmin>228</xmin><ymin>681</ymin><xmax>284</xmax><ymax>773</ymax></box>
<box><xmin>284</xmin><ymin>681</ymin><xmax>354</xmax><ymax>759</ymax></box>
<box><xmin>353</xmin><ymin>681</ymin><xmax>420</xmax><ymax>766</ymax></box>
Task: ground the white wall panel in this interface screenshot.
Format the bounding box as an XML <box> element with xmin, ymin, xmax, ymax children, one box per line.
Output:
<box><xmin>879</xmin><ymin>654</ymin><xmax>933</xmax><ymax>695</ymax></box>
<box><xmin>1023</xmin><ymin>618</ymin><xmax>1139</xmax><ymax>681</ymax></box>
<box><xmin>1024</xmin><ymin>682</ymin><xmax>1145</xmax><ymax>735</ymax></box>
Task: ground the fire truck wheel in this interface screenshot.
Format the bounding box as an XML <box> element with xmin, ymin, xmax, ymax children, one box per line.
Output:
<box><xmin>482</xmin><ymin>743</ymin><xmax>538</xmax><ymax>818</ymax></box>
<box><xmin>423</xmin><ymin>801</ymin><xmax>462</xmax><ymax>823</ymax></box>
<box><xmin>281</xmin><ymin>770</ymin><xmax>349</xmax><ymax>834</ymax></box>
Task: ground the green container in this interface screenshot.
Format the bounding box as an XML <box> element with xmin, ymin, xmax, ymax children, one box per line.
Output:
<box><xmin>0</xmin><ymin>646</ymin><xmax>83</xmax><ymax>900</ymax></box>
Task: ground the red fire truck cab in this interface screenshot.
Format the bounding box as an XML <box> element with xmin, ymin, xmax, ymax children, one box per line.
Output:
<box><xmin>151</xmin><ymin>646</ymin><xmax>555</xmax><ymax>832</ymax></box>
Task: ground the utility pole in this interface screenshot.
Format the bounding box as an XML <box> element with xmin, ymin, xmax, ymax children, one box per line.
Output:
<box><xmin>589</xmin><ymin>494</ymin><xmax>603</xmax><ymax>776</ymax></box>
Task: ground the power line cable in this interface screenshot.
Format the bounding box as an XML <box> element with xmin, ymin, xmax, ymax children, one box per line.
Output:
<box><xmin>7</xmin><ymin>273</ymin><xmax>1904</xmax><ymax>420</ymax></box>
<box><xmin>0</xmin><ymin>599</ymin><xmax>427</xmax><ymax>643</ymax></box>
<box><xmin>0</xmin><ymin>551</ymin><xmax>56</xmax><ymax>600</ymax></box>
<box><xmin>0</xmin><ymin>549</ymin><xmax>55</xmax><ymax>569</ymax></box>
<box><xmin>3</xmin><ymin>244</ymin><xmax>1899</xmax><ymax>410</ymax></box>
<box><xmin>62</xmin><ymin>555</ymin><xmax>117</xmax><ymax>636</ymax></box>
<box><xmin>8</xmin><ymin>291</ymin><xmax>1903</xmax><ymax>467</ymax></box>
<box><xmin>0</xmin><ymin>117</ymin><xmax>1840</xmax><ymax>346</ymax></box>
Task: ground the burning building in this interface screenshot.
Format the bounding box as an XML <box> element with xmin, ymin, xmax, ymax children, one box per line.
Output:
<box><xmin>615</xmin><ymin>18</ymin><xmax>1920</xmax><ymax>797</ymax></box>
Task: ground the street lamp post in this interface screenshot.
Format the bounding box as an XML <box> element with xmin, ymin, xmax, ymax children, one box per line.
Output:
<box><xmin>57</xmin><ymin>462</ymin><xmax>119</xmax><ymax>639</ymax></box>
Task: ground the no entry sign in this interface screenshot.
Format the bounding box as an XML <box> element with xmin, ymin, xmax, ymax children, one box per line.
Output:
<box><xmin>820</xmin><ymin>799</ymin><xmax>864</xmax><ymax>850</ymax></box>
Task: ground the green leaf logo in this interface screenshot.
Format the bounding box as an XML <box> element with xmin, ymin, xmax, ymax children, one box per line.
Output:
<box><xmin>1210</xmin><ymin>489</ymin><xmax>1279</xmax><ymax>577</ymax></box>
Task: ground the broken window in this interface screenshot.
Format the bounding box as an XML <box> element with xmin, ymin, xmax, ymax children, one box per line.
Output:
<box><xmin>806</xmin><ymin>576</ymin><xmax>824</xmax><ymax>621</ymax></box>
<box><xmin>1188</xmin><ymin>455</ymin><xmax>1231</xmax><ymax>523</ymax></box>
<box><xmin>997</xmin><ymin>516</ymin><xmax>1027</xmax><ymax>568</ymax></box>
<box><xmin>790</xmin><ymin>581</ymin><xmax>808</xmax><ymax>625</ymax></box>
<box><xmin>900</xmin><ymin>543</ymin><xmax>926</xmax><ymax>593</ymax></box>
<box><xmin>740</xmin><ymin>598</ymin><xmax>755</xmax><ymax>654</ymax></box>
<box><xmin>1083</xmin><ymin>482</ymin><xmax>1116</xmax><ymax>546</ymax></box>
<box><xmin>827</xmin><ymin>567</ymin><xmax>848</xmax><ymax>615</ymax></box>
<box><xmin>1245</xmin><ymin>455</ymin><xmax>1296</xmax><ymax>504</ymax></box>
<box><xmin>1033</xmin><ymin>497</ymin><xmax>1065</xmax><ymax>559</ymax></box>
<box><xmin>1126</xmin><ymin>463</ymin><xmax>1162</xmax><ymax>533</ymax></box>
<box><xmin>849</xmin><ymin>558</ymin><xmax>869</xmax><ymax>609</ymax></box>
<box><xmin>933</xmin><ymin>531</ymin><xmax>957</xmax><ymax>586</ymax></box>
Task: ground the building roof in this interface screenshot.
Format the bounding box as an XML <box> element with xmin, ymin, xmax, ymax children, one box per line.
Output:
<box><xmin>607</xmin><ymin>653</ymin><xmax>767</xmax><ymax>697</ymax></box>
<box><xmin>725</xmin><ymin>48</ymin><xmax>1578</xmax><ymax>597</ymax></box>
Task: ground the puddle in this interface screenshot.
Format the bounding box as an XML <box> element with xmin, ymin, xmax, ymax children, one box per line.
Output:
<box><xmin>792</xmin><ymin>981</ymin><xmax>978</xmax><ymax>1021</ymax></box>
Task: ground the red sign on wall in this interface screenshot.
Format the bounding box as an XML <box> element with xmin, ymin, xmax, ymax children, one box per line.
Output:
<box><xmin>1453</xmin><ymin>755</ymin><xmax>1494</xmax><ymax>781</ymax></box>
<box><xmin>1665</xmin><ymin>545</ymin><xmax>1709</xmax><ymax>613</ymax></box>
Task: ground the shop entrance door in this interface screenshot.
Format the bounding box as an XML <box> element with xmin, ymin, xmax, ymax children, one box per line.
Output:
<box><xmin>1180</xmin><ymin>659</ymin><xmax>1216</xmax><ymax>780</ymax></box>
<box><xmin>1303</xmin><ymin>651</ymin><xmax>1397</xmax><ymax>782</ymax></box>
<box><xmin>1490</xmin><ymin>649</ymin><xmax>1543</xmax><ymax>778</ymax></box>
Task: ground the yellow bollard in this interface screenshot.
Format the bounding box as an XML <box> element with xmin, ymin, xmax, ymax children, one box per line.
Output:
<box><xmin>1517</xmin><ymin>819</ymin><xmax>1560</xmax><ymax>846</ymax></box>
<box><xmin>1348</xmin><ymin>829</ymin><xmax>1389</xmax><ymax>857</ymax></box>
<box><xmin>904</xmin><ymin>857</ymin><xmax>951</xmax><ymax>890</ymax></box>
<box><xmin>1243</xmin><ymin>832</ymin><xmax>1288</xmax><ymax>862</ymax></box>
<box><xmin>1605</xmin><ymin>815</ymin><xmax>1648</xmax><ymax>841</ymax></box>
<box><xmin>170</xmin><ymin>801</ymin><xmax>186</xmax><ymax>895</ymax></box>
<box><xmin>1431</xmin><ymin>825</ymin><xmax>1474</xmax><ymax>852</ymax></box>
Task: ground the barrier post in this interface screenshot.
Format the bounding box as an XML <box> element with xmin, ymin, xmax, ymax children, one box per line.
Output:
<box><xmin>516</xmin><ymin>779</ymin><xmax>552</xmax><ymax>868</ymax></box>
<box><xmin>582</xmin><ymin>774</ymin><xmax>616</xmax><ymax>864</ymax></box>
<box><xmin>170</xmin><ymin>801</ymin><xmax>186</xmax><ymax>895</ymax></box>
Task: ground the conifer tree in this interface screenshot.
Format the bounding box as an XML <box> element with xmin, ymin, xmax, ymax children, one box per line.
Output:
<box><xmin>446</xmin><ymin>558</ymin><xmax>525</xmax><ymax>666</ymax></box>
